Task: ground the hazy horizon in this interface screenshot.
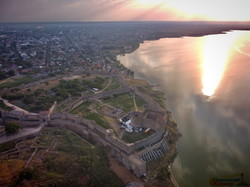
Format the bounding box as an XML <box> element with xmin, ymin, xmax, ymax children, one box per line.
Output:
<box><xmin>1</xmin><ymin>0</ymin><xmax>250</xmax><ymax>23</ymax></box>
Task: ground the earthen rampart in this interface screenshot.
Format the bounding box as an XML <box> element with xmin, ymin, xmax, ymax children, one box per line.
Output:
<box><xmin>0</xmin><ymin>110</ymin><xmax>45</xmax><ymax>127</ymax></box>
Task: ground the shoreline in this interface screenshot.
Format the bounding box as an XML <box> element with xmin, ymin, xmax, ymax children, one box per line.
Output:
<box><xmin>117</xmin><ymin>65</ymin><xmax>180</xmax><ymax>186</ymax></box>
<box><xmin>0</xmin><ymin>72</ymin><xmax>180</xmax><ymax>186</ymax></box>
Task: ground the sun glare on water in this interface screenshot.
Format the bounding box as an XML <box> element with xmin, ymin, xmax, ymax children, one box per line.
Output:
<box><xmin>201</xmin><ymin>32</ymin><xmax>243</xmax><ymax>97</ymax></box>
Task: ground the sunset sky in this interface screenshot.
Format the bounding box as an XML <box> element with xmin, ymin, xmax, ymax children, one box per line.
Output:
<box><xmin>0</xmin><ymin>0</ymin><xmax>250</xmax><ymax>22</ymax></box>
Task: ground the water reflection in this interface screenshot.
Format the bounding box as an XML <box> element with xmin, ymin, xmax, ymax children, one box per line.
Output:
<box><xmin>201</xmin><ymin>31</ymin><xmax>248</xmax><ymax>97</ymax></box>
<box><xmin>118</xmin><ymin>31</ymin><xmax>250</xmax><ymax>187</ymax></box>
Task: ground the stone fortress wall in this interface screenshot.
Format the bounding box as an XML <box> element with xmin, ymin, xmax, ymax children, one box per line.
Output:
<box><xmin>0</xmin><ymin>106</ymin><xmax>169</xmax><ymax>177</ymax></box>
<box><xmin>0</xmin><ymin>86</ymin><xmax>170</xmax><ymax>177</ymax></box>
<box><xmin>47</xmin><ymin>108</ymin><xmax>169</xmax><ymax>177</ymax></box>
<box><xmin>0</xmin><ymin>110</ymin><xmax>46</xmax><ymax>127</ymax></box>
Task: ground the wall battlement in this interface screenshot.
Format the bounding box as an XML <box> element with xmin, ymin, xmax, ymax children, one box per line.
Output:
<box><xmin>48</xmin><ymin>111</ymin><xmax>169</xmax><ymax>177</ymax></box>
<box><xmin>1</xmin><ymin>107</ymin><xmax>169</xmax><ymax>177</ymax></box>
<box><xmin>0</xmin><ymin>110</ymin><xmax>47</xmax><ymax>127</ymax></box>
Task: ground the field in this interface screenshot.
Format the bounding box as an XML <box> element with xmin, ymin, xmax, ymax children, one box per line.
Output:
<box><xmin>70</xmin><ymin>101</ymin><xmax>110</xmax><ymax>129</ymax></box>
<box><xmin>0</xmin><ymin>75</ymin><xmax>121</xmax><ymax>113</ymax></box>
<box><xmin>103</xmin><ymin>92</ymin><xmax>146</xmax><ymax>113</ymax></box>
<box><xmin>0</xmin><ymin>128</ymin><xmax>124</xmax><ymax>187</ymax></box>
<box><xmin>2</xmin><ymin>78</ymin><xmax>87</xmax><ymax>112</ymax></box>
<box><xmin>0</xmin><ymin>141</ymin><xmax>16</xmax><ymax>152</ymax></box>
<box><xmin>0</xmin><ymin>76</ymin><xmax>40</xmax><ymax>90</ymax></box>
<box><xmin>0</xmin><ymin>100</ymin><xmax>12</xmax><ymax>111</ymax></box>
<box><xmin>122</xmin><ymin>129</ymin><xmax>155</xmax><ymax>143</ymax></box>
<box><xmin>138</xmin><ymin>85</ymin><xmax>166</xmax><ymax>108</ymax></box>
<box><xmin>105</xmin><ymin>77</ymin><xmax>121</xmax><ymax>90</ymax></box>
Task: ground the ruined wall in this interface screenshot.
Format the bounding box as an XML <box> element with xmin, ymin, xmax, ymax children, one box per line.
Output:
<box><xmin>70</xmin><ymin>98</ymin><xmax>84</xmax><ymax>110</ymax></box>
<box><xmin>1</xmin><ymin>111</ymin><xmax>42</xmax><ymax>127</ymax></box>
<box><xmin>50</xmin><ymin>112</ymin><xmax>166</xmax><ymax>154</ymax></box>
<box><xmin>48</xmin><ymin>111</ymin><xmax>169</xmax><ymax>177</ymax></box>
<box><xmin>48</xmin><ymin>112</ymin><xmax>148</xmax><ymax>177</ymax></box>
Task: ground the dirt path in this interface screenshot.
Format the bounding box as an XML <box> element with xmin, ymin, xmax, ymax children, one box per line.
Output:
<box><xmin>0</xmin><ymin>77</ymin><xmax>11</xmax><ymax>85</ymax></box>
<box><xmin>133</xmin><ymin>94</ymin><xmax>138</xmax><ymax>111</ymax></box>
<box><xmin>95</xmin><ymin>77</ymin><xmax>112</xmax><ymax>94</ymax></box>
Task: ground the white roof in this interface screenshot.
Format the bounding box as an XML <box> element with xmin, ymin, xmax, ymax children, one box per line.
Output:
<box><xmin>125</xmin><ymin>119</ymin><xmax>131</xmax><ymax>126</ymax></box>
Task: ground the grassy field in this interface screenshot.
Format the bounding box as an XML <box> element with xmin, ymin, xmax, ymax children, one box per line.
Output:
<box><xmin>135</xmin><ymin>95</ymin><xmax>147</xmax><ymax>109</ymax></box>
<box><xmin>2</xmin><ymin>79</ymin><xmax>87</xmax><ymax>112</ymax></box>
<box><xmin>43</xmin><ymin>128</ymin><xmax>123</xmax><ymax>187</ymax></box>
<box><xmin>84</xmin><ymin>113</ymin><xmax>110</xmax><ymax>129</ymax></box>
<box><xmin>2</xmin><ymin>128</ymin><xmax>124</xmax><ymax>187</ymax></box>
<box><xmin>0</xmin><ymin>141</ymin><xmax>16</xmax><ymax>152</ymax></box>
<box><xmin>70</xmin><ymin>101</ymin><xmax>92</xmax><ymax>114</ymax></box>
<box><xmin>0</xmin><ymin>100</ymin><xmax>12</xmax><ymax>111</ymax></box>
<box><xmin>0</xmin><ymin>76</ymin><xmax>39</xmax><ymax>90</ymax></box>
<box><xmin>70</xmin><ymin>101</ymin><xmax>110</xmax><ymax>129</ymax></box>
<box><xmin>103</xmin><ymin>92</ymin><xmax>146</xmax><ymax>113</ymax></box>
<box><xmin>122</xmin><ymin>129</ymin><xmax>155</xmax><ymax>143</ymax></box>
<box><xmin>139</xmin><ymin>85</ymin><xmax>166</xmax><ymax>108</ymax></box>
<box><xmin>106</xmin><ymin>77</ymin><xmax>121</xmax><ymax>90</ymax></box>
<box><xmin>82</xmin><ymin>76</ymin><xmax>110</xmax><ymax>90</ymax></box>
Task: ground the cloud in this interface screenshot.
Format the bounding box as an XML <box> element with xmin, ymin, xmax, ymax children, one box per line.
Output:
<box><xmin>0</xmin><ymin>0</ymin><xmax>249</xmax><ymax>22</ymax></box>
<box><xmin>0</xmin><ymin>0</ymin><xmax>127</xmax><ymax>22</ymax></box>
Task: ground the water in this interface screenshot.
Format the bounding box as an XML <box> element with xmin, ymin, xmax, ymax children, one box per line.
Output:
<box><xmin>118</xmin><ymin>31</ymin><xmax>250</xmax><ymax>187</ymax></box>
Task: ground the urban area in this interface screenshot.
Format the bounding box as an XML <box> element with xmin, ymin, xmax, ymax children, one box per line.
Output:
<box><xmin>1</xmin><ymin>22</ymin><xmax>248</xmax><ymax>187</ymax></box>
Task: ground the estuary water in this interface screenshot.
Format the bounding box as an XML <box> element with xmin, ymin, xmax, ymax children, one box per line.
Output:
<box><xmin>118</xmin><ymin>31</ymin><xmax>250</xmax><ymax>187</ymax></box>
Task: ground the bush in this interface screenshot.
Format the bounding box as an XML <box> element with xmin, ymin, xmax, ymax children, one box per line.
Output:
<box><xmin>5</xmin><ymin>122</ymin><xmax>21</xmax><ymax>135</ymax></box>
<box><xmin>18</xmin><ymin>168</ymin><xmax>35</xmax><ymax>180</ymax></box>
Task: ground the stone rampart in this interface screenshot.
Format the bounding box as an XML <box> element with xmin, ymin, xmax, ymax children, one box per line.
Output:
<box><xmin>1</xmin><ymin>111</ymin><xmax>42</xmax><ymax>127</ymax></box>
<box><xmin>70</xmin><ymin>98</ymin><xmax>84</xmax><ymax>110</ymax></box>
<box><xmin>133</xmin><ymin>131</ymin><xmax>163</xmax><ymax>150</ymax></box>
<box><xmin>47</xmin><ymin>113</ymin><xmax>149</xmax><ymax>176</ymax></box>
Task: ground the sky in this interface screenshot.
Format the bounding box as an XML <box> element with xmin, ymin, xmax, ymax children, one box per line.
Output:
<box><xmin>0</xmin><ymin>0</ymin><xmax>250</xmax><ymax>22</ymax></box>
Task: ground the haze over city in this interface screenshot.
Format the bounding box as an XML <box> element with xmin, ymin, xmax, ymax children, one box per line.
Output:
<box><xmin>1</xmin><ymin>0</ymin><xmax>250</xmax><ymax>22</ymax></box>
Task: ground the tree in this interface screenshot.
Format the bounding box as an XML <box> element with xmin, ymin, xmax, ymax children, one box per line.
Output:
<box><xmin>0</xmin><ymin>70</ymin><xmax>6</xmax><ymax>80</ymax></box>
<box><xmin>7</xmin><ymin>70</ymin><xmax>15</xmax><ymax>76</ymax></box>
<box><xmin>5</xmin><ymin>122</ymin><xmax>21</xmax><ymax>135</ymax></box>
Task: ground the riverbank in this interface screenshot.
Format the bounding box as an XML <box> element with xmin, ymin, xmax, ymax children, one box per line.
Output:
<box><xmin>117</xmin><ymin>30</ymin><xmax>250</xmax><ymax>186</ymax></box>
<box><xmin>0</xmin><ymin>71</ymin><xmax>180</xmax><ymax>186</ymax></box>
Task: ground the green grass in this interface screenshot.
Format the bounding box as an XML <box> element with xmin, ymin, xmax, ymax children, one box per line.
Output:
<box><xmin>33</xmin><ymin>128</ymin><xmax>60</xmax><ymax>147</ymax></box>
<box><xmin>21</xmin><ymin>127</ymin><xmax>124</xmax><ymax>187</ymax></box>
<box><xmin>85</xmin><ymin>113</ymin><xmax>110</xmax><ymax>129</ymax></box>
<box><xmin>106</xmin><ymin>77</ymin><xmax>121</xmax><ymax>90</ymax></box>
<box><xmin>70</xmin><ymin>101</ymin><xmax>110</xmax><ymax>129</ymax></box>
<box><xmin>82</xmin><ymin>76</ymin><xmax>109</xmax><ymax>90</ymax></box>
<box><xmin>55</xmin><ymin>128</ymin><xmax>92</xmax><ymax>154</ymax></box>
<box><xmin>122</xmin><ymin>130</ymin><xmax>155</xmax><ymax>143</ymax></box>
<box><xmin>70</xmin><ymin>101</ymin><xmax>92</xmax><ymax>114</ymax></box>
<box><xmin>140</xmin><ymin>85</ymin><xmax>166</xmax><ymax>108</ymax></box>
<box><xmin>2</xmin><ymin>79</ymin><xmax>88</xmax><ymax>113</ymax></box>
<box><xmin>0</xmin><ymin>100</ymin><xmax>12</xmax><ymax>111</ymax></box>
<box><xmin>0</xmin><ymin>76</ymin><xmax>39</xmax><ymax>90</ymax></box>
<box><xmin>135</xmin><ymin>95</ymin><xmax>147</xmax><ymax>108</ymax></box>
<box><xmin>104</xmin><ymin>93</ymin><xmax>134</xmax><ymax>113</ymax></box>
<box><xmin>0</xmin><ymin>141</ymin><xmax>16</xmax><ymax>152</ymax></box>
<box><xmin>103</xmin><ymin>93</ymin><xmax>146</xmax><ymax>113</ymax></box>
